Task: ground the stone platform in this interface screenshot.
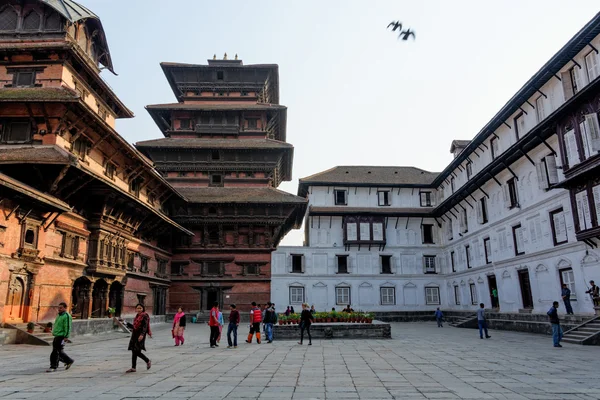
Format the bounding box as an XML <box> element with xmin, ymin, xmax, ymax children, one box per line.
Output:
<box><xmin>272</xmin><ymin>320</ymin><xmax>391</xmax><ymax>339</ymax></box>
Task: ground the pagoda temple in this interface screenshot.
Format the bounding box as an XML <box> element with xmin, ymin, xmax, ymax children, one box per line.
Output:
<box><xmin>136</xmin><ymin>55</ymin><xmax>307</xmax><ymax>312</ymax></box>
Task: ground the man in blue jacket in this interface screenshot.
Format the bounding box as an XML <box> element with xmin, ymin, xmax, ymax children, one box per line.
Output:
<box><xmin>547</xmin><ymin>301</ymin><xmax>562</xmax><ymax>347</ymax></box>
<box><xmin>561</xmin><ymin>284</ymin><xmax>574</xmax><ymax>315</ymax></box>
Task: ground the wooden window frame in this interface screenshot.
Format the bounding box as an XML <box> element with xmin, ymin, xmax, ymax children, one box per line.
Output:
<box><xmin>336</xmin><ymin>255</ymin><xmax>348</xmax><ymax>274</ymax></box>
<box><xmin>334</xmin><ymin>189</ymin><xmax>347</xmax><ymax>205</ymax></box>
<box><xmin>335</xmin><ymin>287</ymin><xmax>351</xmax><ymax>305</ymax></box>
<box><xmin>454</xmin><ymin>286</ymin><xmax>461</xmax><ymax>305</ymax></box>
<box><xmin>490</xmin><ymin>137</ymin><xmax>498</xmax><ymax>160</ymax></box>
<box><xmin>291</xmin><ymin>254</ymin><xmax>304</xmax><ymax>273</ymax></box>
<box><xmin>422</xmin><ymin>224</ymin><xmax>434</xmax><ymax>244</ymax></box>
<box><xmin>425</xmin><ymin>287</ymin><xmax>440</xmax><ymax>305</ymax></box>
<box><xmin>514</xmin><ymin>112</ymin><xmax>524</xmax><ymax>141</ymax></box>
<box><xmin>59</xmin><ymin>231</ymin><xmax>79</xmax><ymax>259</ymax></box>
<box><xmin>289</xmin><ymin>286</ymin><xmax>304</xmax><ymax>304</ymax></box>
<box><xmin>450</xmin><ymin>251</ymin><xmax>456</xmax><ymax>272</ymax></box>
<box><xmin>377</xmin><ymin>190</ymin><xmax>391</xmax><ymax>206</ymax></box>
<box><xmin>380</xmin><ymin>287</ymin><xmax>395</xmax><ymax>306</ymax></box>
<box><xmin>380</xmin><ymin>255</ymin><xmax>392</xmax><ymax>274</ymax></box>
<box><xmin>483</xmin><ymin>237</ymin><xmax>492</xmax><ymax>264</ymax></box>
<box><xmin>139</xmin><ymin>255</ymin><xmax>150</xmax><ymax>273</ymax></box>
<box><xmin>470</xmin><ymin>283</ymin><xmax>478</xmax><ymax>305</ymax></box>
<box><xmin>209</xmin><ymin>174</ymin><xmax>224</xmax><ymax>187</ymax></box>
<box><xmin>512</xmin><ymin>224</ymin><xmax>525</xmax><ymax>256</ymax></box>
<box><xmin>507</xmin><ymin>178</ymin><xmax>519</xmax><ymax>209</ymax></box>
<box><xmin>420</xmin><ymin>191</ymin><xmax>433</xmax><ymax>207</ymax></box>
<box><xmin>549</xmin><ymin>207</ymin><xmax>568</xmax><ymax>246</ymax></box>
<box><xmin>423</xmin><ymin>255</ymin><xmax>436</xmax><ymax>274</ymax></box>
<box><xmin>1</xmin><ymin>120</ymin><xmax>32</xmax><ymax>144</ymax></box>
<box><xmin>465</xmin><ymin>245</ymin><xmax>471</xmax><ymax>269</ymax></box>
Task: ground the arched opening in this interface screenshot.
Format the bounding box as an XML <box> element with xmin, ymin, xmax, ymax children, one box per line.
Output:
<box><xmin>109</xmin><ymin>281</ymin><xmax>123</xmax><ymax>317</ymax></box>
<box><xmin>7</xmin><ymin>277</ymin><xmax>25</xmax><ymax>321</ymax></box>
<box><xmin>22</xmin><ymin>11</ymin><xmax>41</xmax><ymax>31</ymax></box>
<box><xmin>91</xmin><ymin>279</ymin><xmax>108</xmax><ymax>318</ymax></box>
<box><xmin>71</xmin><ymin>277</ymin><xmax>91</xmax><ymax>319</ymax></box>
<box><xmin>0</xmin><ymin>6</ymin><xmax>18</xmax><ymax>31</ymax></box>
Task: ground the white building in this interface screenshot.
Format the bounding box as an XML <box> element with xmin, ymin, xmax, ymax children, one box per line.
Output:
<box><xmin>271</xmin><ymin>13</ymin><xmax>600</xmax><ymax>315</ymax></box>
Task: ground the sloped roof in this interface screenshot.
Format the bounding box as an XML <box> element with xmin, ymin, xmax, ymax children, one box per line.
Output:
<box><xmin>0</xmin><ymin>145</ymin><xmax>73</xmax><ymax>164</ymax></box>
<box><xmin>176</xmin><ymin>187</ymin><xmax>307</xmax><ymax>204</ymax></box>
<box><xmin>0</xmin><ymin>171</ymin><xmax>70</xmax><ymax>212</ymax></box>
<box><xmin>449</xmin><ymin>140</ymin><xmax>471</xmax><ymax>153</ymax></box>
<box><xmin>40</xmin><ymin>0</ymin><xmax>114</xmax><ymax>73</ymax></box>
<box><xmin>135</xmin><ymin>138</ymin><xmax>292</xmax><ymax>150</ymax></box>
<box><xmin>298</xmin><ymin>166</ymin><xmax>439</xmax><ymax>196</ymax></box>
<box><xmin>0</xmin><ymin>87</ymin><xmax>79</xmax><ymax>102</ymax></box>
<box><xmin>145</xmin><ymin>103</ymin><xmax>286</xmax><ymax>111</ymax></box>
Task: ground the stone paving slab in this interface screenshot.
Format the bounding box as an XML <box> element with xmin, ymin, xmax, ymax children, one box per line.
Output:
<box><xmin>0</xmin><ymin>322</ymin><xmax>599</xmax><ymax>399</ymax></box>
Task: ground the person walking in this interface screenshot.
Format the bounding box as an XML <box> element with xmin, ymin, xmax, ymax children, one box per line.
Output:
<box><xmin>172</xmin><ymin>307</ymin><xmax>186</xmax><ymax>346</ymax></box>
<box><xmin>491</xmin><ymin>288</ymin><xmax>499</xmax><ymax>308</ymax></box>
<box><xmin>227</xmin><ymin>304</ymin><xmax>240</xmax><ymax>349</ymax></box>
<box><xmin>209</xmin><ymin>301</ymin><xmax>220</xmax><ymax>348</ymax></box>
<box><xmin>585</xmin><ymin>281</ymin><xmax>600</xmax><ymax>306</ymax></box>
<box><xmin>46</xmin><ymin>302</ymin><xmax>74</xmax><ymax>373</ymax></box>
<box><xmin>434</xmin><ymin>307</ymin><xmax>444</xmax><ymax>327</ymax></box>
<box><xmin>126</xmin><ymin>304</ymin><xmax>152</xmax><ymax>373</ymax></box>
<box><xmin>246</xmin><ymin>301</ymin><xmax>262</xmax><ymax>344</ymax></box>
<box><xmin>561</xmin><ymin>284</ymin><xmax>574</xmax><ymax>315</ymax></box>
<box><xmin>264</xmin><ymin>303</ymin><xmax>276</xmax><ymax>343</ymax></box>
<box><xmin>298</xmin><ymin>303</ymin><xmax>314</xmax><ymax>345</ymax></box>
<box><xmin>477</xmin><ymin>303</ymin><xmax>491</xmax><ymax>339</ymax></box>
<box><xmin>217</xmin><ymin>309</ymin><xmax>224</xmax><ymax>344</ymax></box>
<box><xmin>547</xmin><ymin>301</ymin><xmax>563</xmax><ymax>347</ymax></box>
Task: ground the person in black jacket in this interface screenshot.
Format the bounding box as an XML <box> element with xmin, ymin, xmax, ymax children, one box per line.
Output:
<box><xmin>298</xmin><ymin>303</ymin><xmax>314</xmax><ymax>346</ymax></box>
<box><xmin>547</xmin><ymin>301</ymin><xmax>562</xmax><ymax>348</ymax></box>
<box><xmin>263</xmin><ymin>303</ymin><xmax>276</xmax><ymax>343</ymax></box>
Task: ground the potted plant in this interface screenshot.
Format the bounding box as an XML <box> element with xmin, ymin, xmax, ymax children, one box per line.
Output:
<box><xmin>107</xmin><ymin>307</ymin><xmax>116</xmax><ymax>318</ymax></box>
<box><xmin>44</xmin><ymin>322</ymin><xmax>53</xmax><ymax>333</ymax></box>
<box><xmin>365</xmin><ymin>313</ymin><xmax>374</xmax><ymax>323</ymax></box>
<box><xmin>26</xmin><ymin>322</ymin><xmax>35</xmax><ymax>333</ymax></box>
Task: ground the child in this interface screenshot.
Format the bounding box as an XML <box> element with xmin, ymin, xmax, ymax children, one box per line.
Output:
<box><xmin>217</xmin><ymin>309</ymin><xmax>224</xmax><ymax>344</ymax></box>
<box><xmin>434</xmin><ymin>308</ymin><xmax>443</xmax><ymax>327</ymax></box>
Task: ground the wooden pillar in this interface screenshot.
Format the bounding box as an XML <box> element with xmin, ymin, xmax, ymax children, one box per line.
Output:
<box><xmin>86</xmin><ymin>285</ymin><xmax>94</xmax><ymax>319</ymax></box>
<box><xmin>103</xmin><ymin>287</ymin><xmax>110</xmax><ymax>318</ymax></box>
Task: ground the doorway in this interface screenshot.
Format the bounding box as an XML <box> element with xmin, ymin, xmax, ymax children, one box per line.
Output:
<box><xmin>206</xmin><ymin>289</ymin><xmax>218</xmax><ymax>310</ymax></box>
<box><xmin>487</xmin><ymin>274</ymin><xmax>498</xmax><ymax>309</ymax></box>
<box><xmin>7</xmin><ymin>277</ymin><xmax>25</xmax><ymax>322</ymax></box>
<box><xmin>109</xmin><ymin>281</ymin><xmax>123</xmax><ymax>317</ymax></box>
<box><xmin>518</xmin><ymin>269</ymin><xmax>534</xmax><ymax>309</ymax></box>
<box><xmin>71</xmin><ymin>277</ymin><xmax>91</xmax><ymax>319</ymax></box>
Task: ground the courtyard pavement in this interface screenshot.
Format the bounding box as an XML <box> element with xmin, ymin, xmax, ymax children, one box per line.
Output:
<box><xmin>0</xmin><ymin>322</ymin><xmax>599</xmax><ymax>399</ymax></box>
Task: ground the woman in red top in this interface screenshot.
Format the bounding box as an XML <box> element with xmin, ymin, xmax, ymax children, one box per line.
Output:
<box><xmin>208</xmin><ymin>302</ymin><xmax>220</xmax><ymax>348</ymax></box>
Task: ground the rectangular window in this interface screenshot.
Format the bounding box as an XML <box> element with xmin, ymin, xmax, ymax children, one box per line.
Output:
<box><xmin>514</xmin><ymin>112</ymin><xmax>525</xmax><ymax>140</ymax></box>
<box><xmin>575</xmin><ymin>190</ymin><xmax>593</xmax><ymax>231</ymax></box>
<box><xmin>512</xmin><ymin>224</ymin><xmax>525</xmax><ymax>256</ymax></box>
<box><xmin>104</xmin><ymin>161</ymin><xmax>116</xmax><ymax>179</ymax></box>
<box><xmin>465</xmin><ymin>245</ymin><xmax>471</xmax><ymax>269</ymax></box>
<box><xmin>129</xmin><ymin>177</ymin><xmax>141</xmax><ymax>198</ymax></box>
<box><xmin>360</xmin><ymin>222</ymin><xmax>371</xmax><ymax>241</ymax></box>
<box><xmin>346</xmin><ymin>222</ymin><xmax>357</xmax><ymax>241</ymax></box>
<box><xmin>560</xmin><ymin>268</ymin><xmax>577</xmax><ymax>301</ymax></box>
<box><xmin>60</xmin><ymin>233</ymin><xmax>79</xmax><ymax>259</ymax></box>
<box><xmin>505</xmin><ymin>178</ymin><xmax>519</xmax><ymax>209</ymax></box>
<box><xmin>380</xmin><ymin>255</ymin><xmax>392</xmax><ymax>274</ymax></box>
<box><xmin>562</xmin><ymin>67</ymin><xmax>580</xmax><ymax>98</ymax></box>
<box><xmin>336</xmin><ymin>287</ymin><xmax>350</xmax><ymax>305</ymax></box>
<box><xmin>535</xmin><ymin>96</ymin><xmax>546</xmax><ymax>122</ymax></box>
<box><xmin>477</xmin><ymin>197</ymin><xmax>489</xmax><ymax>224</ymax></box>
<box><xmin>380</xmin><ymin>287</ymin><xmax>395</xmax><ymax>305</ymax></box>
<box><xmin>446</xmin><ymin>220</ymin><xmax>453</xmax><ymax>241</ymax></box>
<box><xmin>422</xmin><ymin>224</ymin><xmax>434</xmax><ymax>244</ymax></box>
<box><xmin>217</xmin><ymin>71</ymin><xmax>224</xmax><ymax>80</ymax></box>
<box><xmin>179</xmin><ymin>119</ymin><xmax>191</xmax><ymax>130</ymax></box>
<box><xmin>206</xmin><ymin>261</ymin><xmax>221</xmax><ymax>275</ymax></box>
<box><xmin>140</xmin><ymin>256</ymin><xmax>149</xmax><ymax>273</ymax></box>
<box><xmin>210</xmin><ymin>174</ymin><xmax>223</xmax><ymax>187</ymax></box>
<box><xmin>454</xmin><ymin>286</ymin><xmax>461</xmax><ymax>305</ymax></box>
<box><xmin>289</xmin><ymin>287</ymin><xmax>304</xmax><ymax>304</ymax></box>
<box><xmin>537</xmin><ymin>155</ymin><xmax>559</xmax><ymax>190</ymax></box>
<box><xmin>594</xmin><ymin>185</ymin><xmax>600</xmax><ymax>228</ymax></box>
<box><xmin>425</xmin><ymin>287</ymin><xmax>440</xmax><ymax>305</ymax></box>
<box><xmin>470</xmin><ymin>283</ymin><xmax>478</xmax><ymax>305</ymax></box>
<box><xmin>13</xmin><ymin>71</ymin><xmax>36</xmax><ymax>87</ymax></box>
<box><xmin>245</xmin><ymin>264</ymin><xmax>259</xmax><ymax>275</ymax></box>
<box><xmin>585</xmin><ymin>51</ymin><xmax>600</xmax><ymax>82</ymax></box>
<box><xmin>334</xmin><ymin>189</ymin><xmax>347</xmax><ymax>205</ymax></box>
<box><xmin>490</xmin><ymin>137</ymin><xmax>499</xmax><ymax>160</ymax></box>
<box><xmin>246</xmin><ymin>118</ymin><xmax>258</xmax><ymax>129</ymax></box>
<box><xmin>483</xmin><ymin>237</ymin><xmax>492</xmax><ymax>264</ymax></box>
<box><xmin>2</xmin><ymin>121</ymin><xmax>31</xmax><ymax>143</ymax></box>
<box><xmin>466</xmin><ymin>161</ymin><xmax>472</xmax><ymax>180</ymax></box>
<box><xmin>337</xmin><ymin>255</ymin><xmax>348</xmax><ymax>274</ymax></box>
<box><xmin>581</xmin><ymin>113</ymin><xmax>600</xmax><ymax>158</ymax></box>
<box><xmin>72</xmin><ymin>137</ymin><xmax>89</xmax><ymax>161</ymax></box>
<box><xmin>157</xmin><ymin>259</ymin><xmax>168</xmax><ymax>276</ymax></box>
<box><xmin>459</xmin><ymin>209</ymin><xmax>468</xmax><ymax>233</ymax></box>
<box><xmin>377</xmin><ymin>191</ymin><xmax>391</xmax><ymax>206</ymax></box>
<box><xmin>550</xmin><ymin>208</ymin><xmax>568</xmax><ymax>246</ymax></box>
<box><xmin>420</xmin><ymin>192</ymin><xmax>433</xmax><ymax>207</ymax></box>
<box><xmin>423</xmin><ymin>255</ymin><xmax>436</xmax><ymax>274</ymax></box>
<box><xmin>291</xmin><ymin>254</ymin><xmax>304</xmax><ymax>273</ymax></box>
<box><xmin>450</xmin><ymin>251</ymin><xmax>456</xmax><ymax>272</ymax></box>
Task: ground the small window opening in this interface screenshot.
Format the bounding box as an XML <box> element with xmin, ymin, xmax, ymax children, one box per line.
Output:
<box><xmin>211</xmin><ymin>150</ymin><xmax>220</xmax><ymax>160</ymax></box>
<box><xmin>25</xmin><ymin>229</ymin><xmax>35</xmax><ymax>245</ymax></box>
<box><xmin>217</xmin><ymin>71</ymin><xmax>224</xmax><ymax>80</ymax></box>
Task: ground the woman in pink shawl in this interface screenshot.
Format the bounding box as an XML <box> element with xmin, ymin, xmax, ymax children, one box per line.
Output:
<box><xmin>172</xmin><ymin>307</ymin><xmax>186</xmax><ymax>346</ymax></box>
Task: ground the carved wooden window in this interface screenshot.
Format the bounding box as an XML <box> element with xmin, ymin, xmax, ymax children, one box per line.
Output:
<box><xmin>129</xmin><ymin>177</ymin><xmax>142</xmax><ymax>198</ymax></box>
<box><xmin>246</xmin><ymin>118</ymin><xmax>258</xmax><ymax>130</ymax></box>
<box><xmin>140</xmin><ymin>255</ymin><xmax>149</xmax><ymax>273</ymax></box>
<box><xmin>205</xmin><ymin>261</ymin><xmax>222</xmax><ymax>276</ymax></box>
<box><xmin>23</xmin><ymin>226</ymin><xmax>38</xmax><ymax>248</ymax></box>
<box><xmin>210</xmin><ymin>174</ymin><xmax>223</xmax><ymax>187</ymax></box>
<box><xmin>2</xmin><ymin>121</ymin><xmax>32</xmax><ymax>143</ymax></box>
<box><xmin>179</xmin><ymin>119</ymin><xmax>191</xmax><ymax>130</ymax></box>
<box><xmin>23</xmin><ymin>11</ymin><xmax>41</xmax><ymax>31</ymax></box>
<box><xmin>343</xmin><ymin>216</ymin><xmax>385</xmax><ymax>244</ymax></box>
<box><xmin>126</xmin><ymin>252</ymin><xmax>135</xmax><ymax>271</ymax></box>
<box><xmin>0</xmin><ymin>7</ymin><xmax>18</xmax><ymax>31</ymax></box>
<box><xmin>72</xmin><ymin>137</ymin><xmax>89</xmax><ymax>160</ymax></box>
<box><xmin>13</xmin><ymin>71</ymin><xmax>36</xmax><ymax>87</ymax></box>
<box><xmin>104</xmin><ymin>161</ymin><xmax>116</xmax><ymax>179</ymax></box>
<box><xmin>156</xmin><ymin>258</ymin><xmax>168</xmax><ymax>277</ymax></box>
<box><xmin>45</xmin><ymin>12</ymin><xmax>61</xmax><ymax>31</ymax></box>
<box><xmin>60</xmin><ymin>232</ymin><xmax>79</xmax><ymax>259</ymax></box>
<box><xmin>244</xmin><ymin>264</ymin><xmax>259</xmax><ymax>275</ymax></box>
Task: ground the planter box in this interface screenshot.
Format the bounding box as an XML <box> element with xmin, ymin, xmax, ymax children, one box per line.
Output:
<box><xmin>272</xmin><ymin>320</ymin><xmax>391</xmax><ymax>340</ymax></box>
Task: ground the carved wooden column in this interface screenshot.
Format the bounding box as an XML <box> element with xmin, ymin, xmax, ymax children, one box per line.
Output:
<box><xmin>86</xmin><ymin>284</ymin><xmax>94</xmax><ymax>319</ymax></box>
<box><xmin>103</xmin><ymin>286</ymin><xmax>110</xmax><ymax>318</ymax></box>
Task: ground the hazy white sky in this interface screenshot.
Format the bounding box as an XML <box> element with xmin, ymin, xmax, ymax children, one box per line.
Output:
<box><xmin>89</xmin><ymin>0</ymin><xmax>599</xmax><ymax>246</ymax></box>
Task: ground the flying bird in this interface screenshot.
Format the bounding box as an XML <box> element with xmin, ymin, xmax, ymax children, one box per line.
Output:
<box><xmin>388</xmin><ymin>21</ymin><xmax>416</xmax><ymax>41</ymax></box>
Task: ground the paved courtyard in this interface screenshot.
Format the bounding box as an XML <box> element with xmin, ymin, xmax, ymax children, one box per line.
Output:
<box><xmin>0</xmin><ymin>322</ymin><xmax>599</xmax><ymax>399</ymax></box>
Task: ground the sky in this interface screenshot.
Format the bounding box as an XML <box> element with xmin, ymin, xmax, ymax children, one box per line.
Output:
<box><xmin>86</xmin><ymin>0</ymin><xmax>600</xmax><ymax>246</ymax></box>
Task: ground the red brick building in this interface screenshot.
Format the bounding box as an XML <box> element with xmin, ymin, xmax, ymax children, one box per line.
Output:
<box><xmin>137</xmin><ymin>57</ymin><xmax>306</xmax><ymax>313</ymax></box>
<box><xmin>0</xmin><ymin>1</ymin><xmax>304</xmax><ymax>323</ymax></box>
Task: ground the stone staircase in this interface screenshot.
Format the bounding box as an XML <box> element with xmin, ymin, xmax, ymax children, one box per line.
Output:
<box><xmin>5</xmin><ymin>323</ymin><xmax>52</xmax><ymax>346</ymax></box>
<box><xmin>562</xmin><ymin>317</ymin><xmax>600</xmax><ymax>345</ymax></box>
<box><xmin>0</xmin><ymin>328</ymin><xmax>17</xmax><ymax>345</ymax></box>
<box><xmin>449</xmin><ymin>314</ymin><xmax>477</xmax><ymax>328</ymax></box>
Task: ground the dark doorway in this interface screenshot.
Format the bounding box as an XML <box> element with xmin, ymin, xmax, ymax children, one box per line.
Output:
<box><xmin>206</xmin><ymin>290</ymin><xmax>218</xmax><ymax>310</ymax></box>
<box><xmin>91</xmin><ymin>280</ymin><xmax>108</xmax><ymax>318</ymax></box>
<box><xmin>109</xmin><ymin>281</ymin><xmax>123</xmax><ymax>317</ymax></box>
<box><xmin>487</xmin><ymin>274</ymin><xmax>498</xmax><ymax>309</ymax></box>
<box><xmin>71</xmin><ymin>277</ymin><xmax>91</xmax><ymax>319</ymax></box>
<box><xmin>518</xmin><ymin>269</ymin><xmax>534</xmax><ymax>309</ymax></box>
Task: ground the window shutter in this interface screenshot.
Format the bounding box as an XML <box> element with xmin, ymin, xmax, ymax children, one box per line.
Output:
<box><xmin>593</xmin><ymin>185</ymin><xmax>600</xmax><ymax>226</ymax></box>
<box><xmin>585</xmin><ymin>113</ymin><xmax>600</xmax><ymax>153</ymax></box>
<box><xmin>580</xmin><ymin>122</ymin><xmax>592</xmax><ymax>158</ymax></box>
<box><xmin>564</xmin><ymin>130</ymin><xmax>579</xmax><ymax>167</ymax></box>
<box><xmin>545</xmin><ymin>155</ymin><xmax>559</xmax><ymax>185</ymax></box>
<box><xmin>287</xmin><ymin>255</ymin><xmax>292</xmax><ymax>273</ymax></box>
<box><xmin>576</xmin><ymin>191</ymin><xmax>592</xmax><ymax>230</ymax></box>
<box><xmin>420</xmin><ymin>192</ymin><xmax>426</xmax><ymax>206</ymax></box>
<box><xmin>348</xmin><ymin>256</ymin><xmax>354</xmax><ymax>273</ymax></box>
<box><xmin>517</xmin><ymin>227</ymin><xmax>525</xmax><ymax>252</ymax></box>
<box><xmin>430</xmin><ymin>192</ymin><xmax>436</xmax><ymax>207</ymax></box>
<box><xmin>573</xmin><ymin>67</ymin><xmax>582</xmax><ymax>92</ymax></box>
<box><xmin>583</xmin><ymin>195</ymin><xmax>592</xmax><ymax>229</ymax></box>
<box><xmin>476</xmin><ymin>201</ymin><xmax>483</xmax><ymax>224</ymax></box>
<box><xmin>536</xmin><ymin>161</ymin><xmax>548</xmax><ymax>190</ymax></box>
<box><xmin>576</xmin><ymin>192</ymin><xmax>586</xmax><ymax>230</ymax></box>
<box><xmin>378</xmin><ymin>191</ymin><xmax>384</xmax><ymax>205</ymax></box>
<box><xmin>502</xmin><ymin>184</ymin><xmax>511</xmax><ymax>208</ymax></box>
<box><xmin>561</xmin><ymin>71</ymin><xmax>574</xmax><ymax>99</ymax></box>
<box><xmin>301</xmin><ymin>256</ymin><xmax>305</xmax><ymax>273</ymax></box>
<box><xmin>422</xmin><ymin>256</ymin><xmax>427</xmax><ymax>274</ymax></box>
<box><xmin>528</xmin><ymin>220</ymin><xmax>537</xmax><ymax>244</ymax></box>
<box><xmin>553</xmin><ymin>211</ymin><xmax>567</xmax><ymax>243</ymax></box>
